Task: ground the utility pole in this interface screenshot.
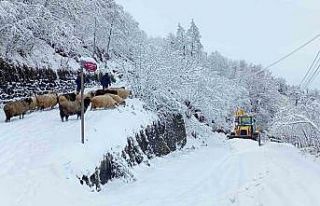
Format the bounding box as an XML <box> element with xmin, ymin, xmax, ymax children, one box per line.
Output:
<box><xmin>80</xmin><ymin>68</ymin><xmax>85</xmax><ymax>144</ymax></box>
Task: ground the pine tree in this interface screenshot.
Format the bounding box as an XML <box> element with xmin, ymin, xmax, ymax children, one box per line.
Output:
<box><xmin>186</xmin><ymin>19</ymin><xmax>203</xmax><ymax>58</ymax></box>
<box><xmin>176</xmin><ymin>23</ymin><xmax>186</xmax><ymax>56</ymax></box>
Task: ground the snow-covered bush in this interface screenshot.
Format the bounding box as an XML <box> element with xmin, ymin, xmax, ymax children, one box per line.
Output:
<box><xmin>270</xmin><ymin>91</ymin><xmax>320</xmax><ymax>151</ymax></box>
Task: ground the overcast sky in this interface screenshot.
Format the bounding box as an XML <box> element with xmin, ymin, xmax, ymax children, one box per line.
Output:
<box><xmin>116</xmin><ymin>0</ymin><xmax>320</xmax><ymax>89</ymax></box>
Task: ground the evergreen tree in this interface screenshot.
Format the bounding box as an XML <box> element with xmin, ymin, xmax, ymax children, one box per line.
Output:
<box><xmin>176</xmin><ymin>23</ymin><xmax>186</xmax><ymax>56</ymax></box>
<box><xmin>186</xmin><ymin>19</ymin><xmax>203</xmax><ymax>58</ymax></box>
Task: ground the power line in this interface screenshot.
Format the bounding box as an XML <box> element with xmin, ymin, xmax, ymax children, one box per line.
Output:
<box><xmin>265</xmin><ymin>33</ymin><xmax>320</xmax><ymax>69</ymax></box>
<box><xmin>301</xmin><ymin>49</ymin><xmax>320</xmax><ymax>89</ymax></box>
<box><xmin>304</xmin><ymin>60</ymin><xmax>320</xmax><ymax>89</ymax></box>
<box><xmin>300</xmin><ymin>49</ymin><xmax>320</xmax><ymax>88</ymax></box>
<box><xmin>257</xmin><ymin>33</ymin><xmax>320</xmax><ymax>75</ymax></box>
<box><xmin>300</xmin><ymin>50</ymin><xmax>320</xmax><ymax>87</ymax></box>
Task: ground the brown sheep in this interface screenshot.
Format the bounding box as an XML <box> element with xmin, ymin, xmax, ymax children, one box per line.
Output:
<box><xmin>117</xmin><ymin>89</ymin><xmax>131</xmax><ymax>99</ymax></box>
<box><xmin>36</xmin><ymin>93</ymin><xmax>58</xmax><ymax>110</ymax></box>
<box><xmin>58</xmin><ymin>95</ymin><xmax>68</xmax><ymax>104</ymax></box>
<box><xmin>58</xmin><ymin>92</ymin><xmax>77</xmax><ymax>103</ymax></box>
<box><xmin>29</xmin><ymin>96</ymin><xmax>38</xmax><ymax>111</ymax></box>
<box><xmin>91</xmin><ymin>94</ymin><xmax>118</xmax><ymax>110</ymax></box>
<box><xmin>107</xmin><ymin>93</ymin><xmax>125</xmax><ymax>105</ymax></box>
<box><xmin>58</xmin><ymin>98</ymin><xmax>91</xmax><ymax>122</ymax></box>
<box><xmin>108</xmin><ymin>88</ymin><xmax>131</xmax><ymax>99</ymax></box>
<box><xmin>4</xmin><ymin>98</ymin><xmax>32</xmax><ymax>122</ymax></box>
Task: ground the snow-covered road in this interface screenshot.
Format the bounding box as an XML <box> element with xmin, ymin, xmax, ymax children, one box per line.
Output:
<box><xmin>102</xmin><ymin>138</ymin><xmax>320</xmax><ymax>206</ymax></box>
<box><xmin>1</xmin><ymin>102</ymin><xmax>320</xmax><ymax>206</ymax></box>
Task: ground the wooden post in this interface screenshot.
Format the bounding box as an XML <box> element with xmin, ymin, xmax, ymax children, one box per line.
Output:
<box><xmin>81</xmin><ymin>68</ymin><xmax>85</xmax><ymax>144</ymax></box>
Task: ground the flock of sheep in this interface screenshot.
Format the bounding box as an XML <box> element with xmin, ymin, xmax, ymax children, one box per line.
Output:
<box><xmin>2</xmin><ymin>87</ymin><xmax>131</xmax><ymax>122</ymax></box>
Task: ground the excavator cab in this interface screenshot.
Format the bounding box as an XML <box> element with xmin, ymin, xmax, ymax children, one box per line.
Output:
<box><xmin>228</xmin><ymin>109</ymin><xmax>260</xmax><ymax>141</ymax></box>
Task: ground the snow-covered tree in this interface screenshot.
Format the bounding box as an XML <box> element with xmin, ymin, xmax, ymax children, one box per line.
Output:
<box><xmin>0</xmin><ymin>0</ymin><xmax>145</xmax><ymax>67</ymax></box>
<box><xmin>186</xmin><ymin>19</ymin><xmax>203</xmax><ymax>58</ymax></box>
<box><xmin>176</xmin><ymin>23</ymin><xmax>186</xmax><ymax>56</ymax></box>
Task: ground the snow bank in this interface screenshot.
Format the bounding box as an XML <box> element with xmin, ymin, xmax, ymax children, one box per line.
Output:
<box><xmin>0</xmin><ymin>98</ymin><xmax>157</xmax><ymax>205</ymax></box>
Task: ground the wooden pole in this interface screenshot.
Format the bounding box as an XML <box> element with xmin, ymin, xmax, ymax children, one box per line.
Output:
<box><xmin>81</xmin><ymin>68</ymin><xmax>85</xmax><ymax>144</ymax></box>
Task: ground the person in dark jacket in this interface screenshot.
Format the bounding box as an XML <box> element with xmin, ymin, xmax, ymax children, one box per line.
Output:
<box><xmin>75</xmin><ymin>72</ymin><xmax>82</xmax><ymax>94</ymax></box>
<box><xmin>100</xmin><ymin>72</ymin><xmax>111</xmax><ymax>90</ymax></box>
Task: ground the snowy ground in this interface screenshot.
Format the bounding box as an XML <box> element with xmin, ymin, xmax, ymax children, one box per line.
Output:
<box><xmin>0</xmin><ymin>98</ymin><xmax>157</xmax><ymax>205</ymax></box>
<box><xmin>1</xmin><ymin>102</ymin><xmax>320</xmax><ymax>206</ymax></box>
<box><xmin>99</xmin><ymin>138</ymin><xmax>320</xmax><ymax>206</ymax></box>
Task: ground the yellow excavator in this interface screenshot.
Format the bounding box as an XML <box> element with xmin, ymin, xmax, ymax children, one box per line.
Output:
<box><xmin>227</xmin><ymin>108</ymin><xmax>260</xmax><ymax>143</ymax></box>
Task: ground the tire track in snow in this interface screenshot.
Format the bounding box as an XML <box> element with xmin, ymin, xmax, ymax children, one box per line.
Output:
<box><xmin>102</xmin><ymin>138</ymin><xmax>270</xmax><ymax>206</ymax></box>
<box><xmin>212</xmin><ymin>142</ymin><xmax>269</xmax><ymax>206</ymax></box>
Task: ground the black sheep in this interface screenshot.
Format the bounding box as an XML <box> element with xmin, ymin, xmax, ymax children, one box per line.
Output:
<box><xmin>93</xmin><ymin>89</ymin><xmax>117</xmax><ymax>96</ymax></box>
